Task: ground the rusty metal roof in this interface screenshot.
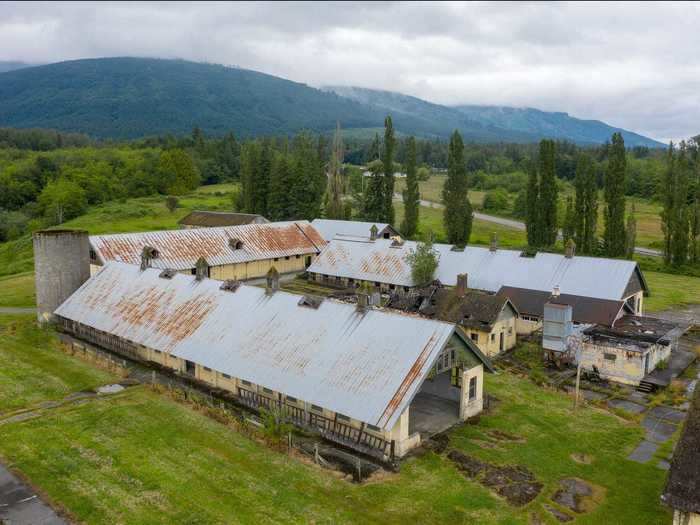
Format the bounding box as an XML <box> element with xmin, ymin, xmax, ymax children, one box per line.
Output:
<box><xmin>178</xmin><ymin>211</ymin><xmax>269</xmax><ymax>227</ymax></box>
<box><xmin>54</xmin><ymin>261</ymin><xmax>456</xmax><ymax>429</ymax></box>
<box><xmin>310</xmin><ymin>219</ymin><xmax>399</xmax><ymax>241</ymax></box>
<box><xmin>309</xmin><ymin>238</ymin><xmax>644</xmax><ymax>301</ymax></box>
<box><xmin>90</xmin><ymin>221</ymin><xmax>326</xmax><ymax>270</ymax></box>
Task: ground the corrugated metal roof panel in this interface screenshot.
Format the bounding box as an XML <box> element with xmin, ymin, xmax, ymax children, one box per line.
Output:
<box><xmin>310</xmin><ymin>219</ymin><xmax>398</xmax><ymax>241</ymax></box>
<box><xmin>178</xmin><ymin>211</ymin><xmax>269</xmax><ymax>227</ymax></box>
<box><xmin>54</xmin><ymin>262</ymin><xmax>455</xmax><ymax>429</ymax></box>
<box><xmin>308</xmin><ymin>238</ymin><xmax>641</xmax><ymax>301</ymax></box>
<box><xmin>90</xmin><ymin>221</ymin><xmax>326</xmax><ymax>270</ymax></box>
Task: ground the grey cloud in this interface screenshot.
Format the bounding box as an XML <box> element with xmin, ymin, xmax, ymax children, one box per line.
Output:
<box><xmin>1</xmin><ymin>1</ymin><xmax>699</xmax><ymax>141</ymax></box>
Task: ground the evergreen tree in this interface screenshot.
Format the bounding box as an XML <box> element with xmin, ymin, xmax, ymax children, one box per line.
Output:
<box><xmin>325</xmin><ymin>122</ymin><xmax>345</xmax><ymax>219</ymax></box>
<box><xmin>538</xmin><ymin>140</ymin><xmax>558</xmax><ymax>246</ymax></box>
<box><xmin>443</xmin><ymin>130</ymin><xmax>472</xmax><ymax>246</ymax></box>
<box><xmin>625</xmin><ymin>204</ymin><xmax>637</xmax><ymax>259</ymax></box>
<box><xmin>603</xmin><ymin>132</ymin><xmax>627</xmax><ymax>257</ymax></box>
<box><xmin>267</xmin><ymin>149</ymin><xmax>292</xmax><ymax>221</ymax></box>
<box><xmin>368</xmin><ymin>133</ymin><xmax>381</xmax><ymax>161</ymax></box>
<box><xmin>573</xmin><ymin>154</ymin><xmax>598</xmax><ymax>254</ymax></box>
<box><xmin>251</xmin><ymin>139</ymin><xmax>272</xmax><ymax>216</ymax></box>
<box><xmin>401</xmin><ymin>136</ymin><xmax>420</xmax><ymax>238</ymax></box>
<box><xmin>562</xmin><ymin>196</ymin><xmax>575</xmax><ymax>244</ymax></box>
<box><xmin>239</xmin><ymin>141</ymin><xmax>259</xmax><ymax>213</ymax></box>
<box><xmin>671</xmin><ymin>142</ymin><xmax>690</xmax><ymax>265</ymax></box>
<box><xmin>525</xmin><ymin>160</ymin><xmax>541</xmax><ymax>247</ymax></box>
<box><xmin>363</xmin><ymin>160</ymin><xmax>385</xmax><ymax>222</ymax></box>
<box><xmin>382</xmin><ymin>115</ymin><xmax>395</xmax><ymax>224</ymax></box>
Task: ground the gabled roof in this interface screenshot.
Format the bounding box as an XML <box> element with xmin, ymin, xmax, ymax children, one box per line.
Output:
<box><xmin>54</xmin><ymin>262</ymin><xmax>457</xmax><ymax>430</ymax></box>
<box><xmin>427</xmin><ymin>290</ymin><xmax>518</xmax><ymax>331</ymax></box>
<box><xmin>309</xmin><ymin>238</ymin><xmax>645</xmax><ymax>302</ymax></box>
<box><xmin>178</xmin><ymin>211</ymin><xmax>269</xmax><ymax>227</ymax></box>
<box><xmin>663</xmin><ymin>386</ymin><xmax>700</xmax><ymax>513</ymax></box>
<box><xmin>90</xmin><ymin>221</ymin><xmax>326</xmax><ymax>271</ymax></box>
<box><xmin>310</xmin><ymin>219</ymin><xmax>399</xmax><ymax>242</ymax></box>
<box><xmin>498</xmin><ymin>286</ymin><xmax>625</xmax><ymax>327</ymax></box>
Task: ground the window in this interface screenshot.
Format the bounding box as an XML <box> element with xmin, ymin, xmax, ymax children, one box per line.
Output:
<box><xmin>366</xmin><ymin>424</ymin><xmax>381</xmax><ymax>432</ymax></box>
<box><xmin>349</xmin><ymin>278</ymin><xmax>355</xmax><ymax>284</ymax></box>
<box><xmin>311</xmin><ymin>404</ymin><xmax>323</xmax><ymax>413</ymax></box>
<box><xmin>222</xmin><ymin>373</ymin><xmax>231</xmax><ymax>379</ymax></box>
<box><xmin>171</xmin><ymin>355</ymin><xmax>178</xmax><ymax>360</ymax></box>
<box><xmin>203</xmin><ymin>366</ymin><xmax>212</xmax><ymax>371</ymax></box>
<box><xmin>154</xmin><ymin>349</ymin><xmax>161</xmax><ymax>354</ymax></box>
<box><xmin>296</xmin><ymin>254</ymin><xmax>301</xmax><ymax>259</ymax></box>
<box><xmin>286</xmin><ymin>395</ymin><xmax>297</xmax><ymax>403</ymax></box>
<box><xmin>469</xmin><ymin>376</ymin><xmax>477</xmax><ymax>401</ymax></box>
<box><xmin>508</xmin><ymin>327</ymin><xmax>513</xmax><ymax>335</ymax></box>
<box><xmin>89</xmin><ymin>249</ymin><xmax>97</xmax><ymax>260</ymax></box>
<box><xmin>490</xmin><ymin>333</ymin><xmax>496</xmax><ymax>342</ymax></box>
<box><xmin>389</xmin><ymin>284</ymin><xmax>395</xmax><ymax>290</ymax></box>
<box><xmin>336</xmin><ymin>413</ymin><xmax>350</xmax><ymax>422</ymax></box>
<box><xmin>263</xmin><ymin>387</ymin><xmax>273</xmax><ymax>394</ymax></box>
<box><xmin>470</xmin><ymin>333</ymin><xmax>479</xmax><ymax>342</ymax></box>
<box><xmin>285</xmin><ymin>256</ymin><xmax>290</xmax><ymax>260</ymax></box>
<box><xmin>241</xmin><ymin>379</ymin><xmax>251</xmax><ymax>386</ymax></box>
<box><xmin>374</xmin><ymin>282</ymin><xmax>380</xmax><ymax>287</ymax></box>
<box><xmin>604</xmin><ymin>353</ymin><xmax>617</xmax><ymax>361</ymax></box>
<box><xmin>274</xmin><ymin>258</ymin><xmax>279</xmax><ymax>261</ymax></box>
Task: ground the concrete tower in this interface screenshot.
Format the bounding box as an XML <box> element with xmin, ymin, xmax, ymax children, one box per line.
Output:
<box><xmin>33</xmin><ymin>229</ymin><xmax>90</xmax><ymax>324</ymax></box>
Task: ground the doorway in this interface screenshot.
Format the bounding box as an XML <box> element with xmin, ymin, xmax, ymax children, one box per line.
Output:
<box><xmin>185</xmin><ymin>360</ymin><xmax>196</xmax><ymax>377</ymax></box>
<box><xmin>499</xmin><ymin>332</ymin><xmax>504</xmax><ymax>352</ymax></box>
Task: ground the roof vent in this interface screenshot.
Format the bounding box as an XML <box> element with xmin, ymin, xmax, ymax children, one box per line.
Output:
<box><xmin>298</xmin><ymin>295</ymin><xmax>323</xmax><ymax>309</ymax></box>
<box><xmin>369</xmin><ymin>224</ymin><xmax>378</xmax><ymax>241</ymax></box>
<box><xmin>159</xmin><ymin>268</ymin><xmax>177</xmax><ymax>279</ymax></box>
<box><xmin>229</xmin><ymin>238</ymin><xmax>243</xmax><ymax>250</ymax></box>
<box><xmin>140</xmin><ymin>245</ymin><xmax>159</xmax><ymax>270</ymax></box>
<box><xmin>219</xmin><ymin>279</ymin><xmax>241</xmax><ymax>292</ymax></box>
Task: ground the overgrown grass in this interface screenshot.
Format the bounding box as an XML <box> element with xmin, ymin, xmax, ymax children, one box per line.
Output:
<box><xmin>0</xmin><ymin>272</ymin><xmax>35</xmax><ymax>308</ymax></box>
<box><xmin>0</xmin><ymin>315</ymin><xmax>116</xmax><ymax>412</ymax></box>
<box><xmin>644</xmin><ymin>271</ymin><xmax>700</xmax><ymax>312</ymax></box>
<box><xmin>0</xmin><ymin>184</ymin><xmax>238</xmax><ymax>277</ymax></box>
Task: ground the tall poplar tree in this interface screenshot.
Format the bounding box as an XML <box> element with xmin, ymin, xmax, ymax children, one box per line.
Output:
<box><xmin>443</xmin><ymin>130</ymin><xmax>472</xmax><ymax>246</ymax></box>
<box><xmin>671</xmin><ymin>142</ymin><xmax>690</xmax><ymax>265</ymax></box>
<box><xmin>573</xmin><ymin>154</ymin><xmax>598</xmax><ymax>254</ymax></box>
<box><xmin>661</xmin><ymin>143</ymin><xmax>675</xmax><ymax>265</ymax></box>
<box><xmin>625</xmin><ymin>204</ymin><xmax>637</xmax><ymax>259</ymax></box>
<box><xmin>603</xmin><ymin>132</ymin><xmax>627</xmax><ymax>257</ymax></box>
<box><xmin>363</xmin><ymin>160</ymin><xmax>385</xmax><ymax>222</ymax></box>
<box><xmin>525</xmin><ymin>160</ymin><xmax>541</xmax><ymax>247</ymax></box>
<box><xmin>325</xmin><ymin>121</ymin><xmax>345</xmax><ymax>219</ymax></box>
<box><xmin>401</xmin><ymin>136</ymin><xmax>420</xmax><ymax>238</ymax></box>
<box><xmin>267</xmin><ymin>149</ymin><xmax>292</xmax><ymax>221</ymax></box>
<box><xmin>538</xmin><ymin>140</ymin><xmax>558</xmax><ymax>246</ymax></box>
<box><xmin>562</xmin><ymin>196</ymin><xmax>575</xmax><ymax>245</ymax></box>
<box><xmin>382</xmin><ymin>115</ymin><xmax>395</xmax><ymax>224</ymax></box>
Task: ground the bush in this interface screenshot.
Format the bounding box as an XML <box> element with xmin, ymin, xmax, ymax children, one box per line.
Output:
<box><xmin>483</xmin><ymin>188</ymin><xmax>509</xmax><ymax>212</ymax></box>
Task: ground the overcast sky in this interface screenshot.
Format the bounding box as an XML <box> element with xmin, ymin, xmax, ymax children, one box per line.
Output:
<box><xmin>1</xmin><ymin>1</ymin><xmax>699</xmax><ymax>142</ymax></box>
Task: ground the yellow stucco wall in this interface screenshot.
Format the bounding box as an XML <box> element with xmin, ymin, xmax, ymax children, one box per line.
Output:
<box><xmin>673</xmin><ymin>510</ymin><xmax>700</xmax><ymax>525</ymax></box>
<box><xmin>460</xmin><ymin>313</ymin><xmax>517</xmax><ymax>357</ymax></box>
<box><xmin>580</xmin><ymin>341</ymin><xmax>671</xmax><ymax>385</ymax></box>
<box><xmin>210</xmin><ymin>255</ymin><xmax>313</xmax><ymax>281</ymax></box>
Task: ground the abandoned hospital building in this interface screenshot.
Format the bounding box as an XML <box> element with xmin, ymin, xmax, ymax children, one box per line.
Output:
<box><xmin>33</xmin><ymin>217</ymin><xmax>686</xmax><ymax>458</ymax></box>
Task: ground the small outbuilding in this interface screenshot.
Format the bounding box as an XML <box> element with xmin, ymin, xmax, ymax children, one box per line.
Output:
<box><xmin>178</xmin><ymin>211</ymin><xmax>268</xmax><ymax>229</ymax></box>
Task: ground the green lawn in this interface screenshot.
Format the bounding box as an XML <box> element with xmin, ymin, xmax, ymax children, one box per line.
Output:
<box><xmin>0</xmin><ymin>314</ymin><xmax>672</xmax><ymax>524</ymax></box>
<box><xmin>0</xmin><ymin>183</ymin><xmax>238</xmax><ymax>277</ymax></box>
<box><xmin>645</xmin><ymin>271</ymin><xmax>700</xmax><ymax>312</ymax></box>
<box><xmin>395</xmin><ymin>175</ymin><xmax>485</xmax><ymax>208</ymax></box>
<box><xmin>0</xmin><ymin>315</ymin><xmax>116</xmax><ymax>412</ymax></box>
<box><xmin>0</xmin><ymin>272</ymin><xmax>35</xmax><ymax>308</ymax></box>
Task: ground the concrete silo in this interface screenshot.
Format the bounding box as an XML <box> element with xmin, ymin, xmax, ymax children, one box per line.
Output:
<box><xmin>33</xmin><ymin>229</ymin><xmax>90</xmax><ymax>324</ymax></box>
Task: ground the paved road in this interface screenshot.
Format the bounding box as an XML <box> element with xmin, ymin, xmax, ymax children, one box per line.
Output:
<box><xmin>0</xmin><ymin>463</ymin><xmax>66</xmax><ymax>524</ymax></box>
<box><xmin>393</xmin><ymin>193</ymin><xmax>663</xmax><ymax>257</ymax></box>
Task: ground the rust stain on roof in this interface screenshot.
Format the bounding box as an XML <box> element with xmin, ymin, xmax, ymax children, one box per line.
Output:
<box><xmin>91</xmin><ymin>221</ymin><xmax>324</xmax><ymax>270</ymax></box>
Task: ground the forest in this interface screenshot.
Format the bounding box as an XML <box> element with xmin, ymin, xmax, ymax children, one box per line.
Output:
<box><xmin>0</xmin><ymin>124</ymin><xmax>697</xmax><ymax>274</ymax></box>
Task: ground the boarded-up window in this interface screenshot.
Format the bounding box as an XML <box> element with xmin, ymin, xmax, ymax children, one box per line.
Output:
<box><xmin>337</xmin><ymin>413</ymin><xmax>350</xmax><ymax>422</ymax></box>
<box><xmin>367</xmin><ymin>424</ymin><xmax>381</xmax><ymax>432</ymax></box>
<box><xmin>286</xmin><ymin>396</ymin><xmax>297</xmax><ymax>403</ymax></box>
<box><xmin>604</xmin><ymin>353</ymin><xmax>617</xmax><ymax>361</ymax></box>
<box><xmin>471</xmin><ymin>333</ymin><xmax>479</xmax><ymax>342</ymax></box>
<box><xmin>311</xmin><ymin>404</ymin><xmax>323</xmax><ymax>413</ymax></box>
<box><xmin>222</xmin><ymin>373</ymin><xmax>231</xmax><ymax>379</ymax></box>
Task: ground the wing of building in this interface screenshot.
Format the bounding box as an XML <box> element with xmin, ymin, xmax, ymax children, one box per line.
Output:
<box><xmin>178</xmin><ymin>211</ymin><xmax>269</xmax><ymax>228</ymax></box>
<box><xmin>54</xmin><ymin>262</ymin><xmax>489</xmax><ymax>458</ymax></box>
<box><xmin>89</xmin><ymin>221</ymin><xmax>326</xmax><ymax>280</ymax></box>
<box><xmin>662</xmin><ymin>386</ymin><xmax>700</xmax><ymax>523</ymax></box>
<box><xmin>310</xmin><ymin>219</ymin><xmax>399</xmax><ymax>242</ymax></box>
<box><xmin>308</xmin><ymin>237</ymin><xmax>647</xmax><ymax>303</ymax></box>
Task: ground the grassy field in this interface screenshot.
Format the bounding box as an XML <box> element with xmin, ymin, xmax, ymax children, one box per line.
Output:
<box><xmin>0</xmin><ymin>312</ymin><xmax>672</xmax><ymax>524</ymax></box>
<box><xmin>0</xmin><ymin>315</ymin><xmax>116</xmax><ymax>412</ymax></box>
<box><xmin>644</xmin><ymin>271</ymin><xmax>700</xmax><ymax>312</ymax></box>
<box><xmin>0</xmin><ymin>183</ymin><xmax>238</xmax><ymax>277</ymax></box>
<box><xmin>395</xmin><ymin>175</ymin><xmax>665</xmax><ymax>250</ymax></box>
<box><xmin>0</xmin><ymin>272</ymin><xmax>35</xmax><ymax>308</ymax></box>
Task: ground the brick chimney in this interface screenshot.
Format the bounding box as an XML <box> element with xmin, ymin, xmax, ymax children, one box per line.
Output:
<box><xmin>565</xmin><ymin>239</ymin><xmax>576</xmax><ymax>258</ymax></box>
<box><xmin>265</xmin><ymin>266</ymin><xmax>280</xmax><ymax>294</ymax></box>
<box><xmin>456</xmin><ymin>273</ymin><xmax>468</xmax><ymax>298</ymax></box>
<box><xmin>489</xmin><ymin>232</ymin><xmax>497</xmax><ymax>252</ymax></box>
<box><xmin>356</xmin><ymin>292</ymin><xmax>369</xmax><ymax>312</ymax></box>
